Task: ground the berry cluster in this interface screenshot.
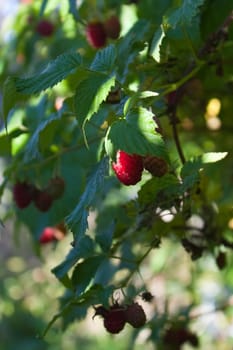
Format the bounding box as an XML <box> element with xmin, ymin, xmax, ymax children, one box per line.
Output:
<box><xmin>13</xmin><ymin>176</ymin><xmax>65</xmax><ymax>212</ymax></box>
<box><xmin>93</xmin><ymin>301</ymin><xmax>146</xmax><ymax>334</ymax></box>
<box><xmin>86</xmin><ymin>15</ymin><xmax>121</xmax><ymax>49</ymax></box>
<box><xmin>112</xmin><ymin>150</ymin><xmax>168</xmax><ymax>186</ymax></box>
<box><xmin>39</xmin><ymin>222</ymin><xmax>67</xmax><ymax>244</ymax></box>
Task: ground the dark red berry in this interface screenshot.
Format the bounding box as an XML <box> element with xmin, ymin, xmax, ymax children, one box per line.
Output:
<box><xmin>47</xmin><ymin>176</ymin><xmax>65</xmax><ymax>200</ymax></box>
<box><xmin>125</xmin><ymin>302</ymin><xmax>146</xmax><ymax>328</ymax></box>
<box><xmin>112</xmin><ymin>150</ymin><xmax>144</xmax><ymax>186</ymax></box>
<box><xmin>143</xmin><ymin>156</ymin><xmax>168</xmax><ymax>177</ymax></box>
<box><xmin>34</xmin><ymin>191</ymin><xmax>53</xmax><ymax>212</ymax></box>
<box><xmin>103</xmin><ymin>307</ymin><xmax>126</xmax><ymax>334</ymax></box>
<box><xmin>13</xmin><ymin>181</ymin><xmax>36</xmax><ymax>209</ymax></box>
<box><xmin>36</xmin><ymin>19</ymin><xmax>54</xmax><ymax>37</ymax></box>
<box><xmin>86</xmin><ymin>22</ymin><xmax>107</xmax><ymax>48</ymax></box>
<box><xmin>104</xmin><ymin>15</ymin><xmax>121</xmax><ymax>40</ymax></box>
<box><xmin>39</xmin><ymin>227</ymin><xmax>56</xmax><ymax>244</ymax></box>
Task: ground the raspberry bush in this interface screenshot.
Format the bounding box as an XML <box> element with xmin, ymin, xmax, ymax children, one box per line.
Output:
<box><xmin>0</xmin><ymin>0</ymin><xmax>233</xmax><ymax>348</ymax></box>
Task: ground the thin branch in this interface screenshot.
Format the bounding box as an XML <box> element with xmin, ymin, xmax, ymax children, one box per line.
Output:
<box><xmin>169</xmin><ymin>110</ymin><xmax>186</xmax><ymax>165</ymax></box>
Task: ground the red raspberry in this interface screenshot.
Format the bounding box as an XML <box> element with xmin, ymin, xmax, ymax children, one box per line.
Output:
<box><xmin>104</xmin><ymin>15</ymin><xmax>121</xmax><ymax>40</ymax></box>
<box><xmin>13</xmin><ymin>181</ymin><xmax>37</xmax><ymax>209</ymax></box>
<box><xmin>36</xmin><ymin>19</ymin><xmax>54</xmax><ymax>37</ymax></box>
<box><xmin>39</xmin><ymin>227</ymin><xmax>56</xmax><ymax>244</ymax></box>
<box><xmin>125</xmin><ymin>302</ymin><xmax>146</xmax><ymax>328</ymax></box>
<box><xmin>103</xmin><ymin>307</ymin><xmax>126</xmax><ymax>334</ymax></box>
<box><xmin>143</xmin><ymin>156</ymin><xmax>168</xmax><ymax>177</ymax></box>
<box><xmin>86</xmin><ymin>22</ymin><xmax>107</xmax><ymax>48</ymax></box>
<box><xmin>47</xmin><ymin>176</ymin><xmax>65</xmax><ymax>200</ymax></box>
<box><xmin>112</xmin><ymin>150</ymin><xmax>144</xmax><ymax>186</ymax></box>
<box><xmin>34</xmin><ymin>190</ymin><xmax>53</xmax><ymax>212</ymax></box>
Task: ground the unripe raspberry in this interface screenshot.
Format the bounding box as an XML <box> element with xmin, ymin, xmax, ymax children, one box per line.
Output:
<box><xmin>47</xmin><ymin>176</ymin><xmax>65</xmax><ymax>200</ymax></box>
<box><xmin>86</xmin><ymin>22</ymin><xmax>107</xmax><ymax>48</ymax></box>
<box><xmin>104</xmin><ymin>15</ymin><xmax>121</xmax><ymax>40</ymax></box>
<box><xmin>36</xmin><ymin>19</ymin><xmax>54</xmax><ymax>37</ymax></box>
<box><xmin>125</xmin><ymin>302</ymin><xmax>146</xmax><ymax>328</ymax></box>
<box><xmin>34</xmin><ymin>190</ymin><xmax>53</xmax><ymax>212</ymax></box>
<box><xmin>112</xmin><ymin>150</ymin><xmax>144</xmax><ymax>186</ymax></box>
<box><xmin>103</xmin><ymin>307</ymin><xmax>126</xmax><ymax>334</ymax></box>
<box><xmin>13</xmin><ymin>181</ymin><xmax>37</xmax><ymax>209</ymax></box>
<box><xmin>143</xmin><ymin>156</ymin><xmax>168</xmax><ymax>177</ymax></box>
<box><xmin>39</xmin><ymin>227</ymin><xmax>56</xmax><ymax>244</ymax></box>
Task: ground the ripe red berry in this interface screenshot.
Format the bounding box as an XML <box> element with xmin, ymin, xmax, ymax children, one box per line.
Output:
<box><xmin>47</xmin><ymin>176</ymin><xmax>65</xmax><ymax>200</ymax></box>
<box><xmin>104</xmin><ymin>15</ymin><xmax>121</xmax><ymax>40</ymax></box>
<box><xmin>13</xmin><ymin>181</ymin><xmax>37</xmax><ymax>209</ymax></box>
<box><xmin>103</xmin><ymin>307</ymin><xmax>126</xmax><ymax>334</ymax></box>
<box><xmin>143</xmin><ymin>156</ymin><xmax>168</xmax><ymax>177</ymax></box>
<box><xmin>125</xmin><ymin>302</ymin><xmax>146</xmax><ymax>328</ymax></box>
<box><xmin>34</xmin><ymin>191</ymin><xmax>53</xmax><ymax>212</ymax></box>
<box><xmin>39</xmin><ymin>227</ymin><xmax>56</xmax><ymax>244</ymax></box>
<box><xmin>112</xmin><ymin>150</ymin><xmax>144</xmax><ymax>186</ymax></box>
<box><xmin>36</xmin><ymin>19</ymin><xmax>54</xmax><ymax>37</ymax></box>
<box><xmin>86</xmin><ymin>21</ymin><xmax>107</xmax><ymax>48</ymax></box>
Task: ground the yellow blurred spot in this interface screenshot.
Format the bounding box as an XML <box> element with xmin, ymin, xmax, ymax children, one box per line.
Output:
<box><xmin>228</xmin><ymin>218</ymin><xmax>233</xmax><ymax>229</ymax></box>
<box><xmin>205</xmin><ymin>98</ymin><xmax>222</xmax><ymax>130</ymax></box>
<box><xmin>206</xmin><ymin>98</ymin><xmax>221</xmax><ymax>118</ymax></box>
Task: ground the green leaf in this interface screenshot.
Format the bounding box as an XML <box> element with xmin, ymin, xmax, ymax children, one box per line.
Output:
<box><xmin>117</xmin><ymin>19</ymin><xmax>151</xmax><ymax>81</ymax></box>
<box><xmin>181</xmin><ymin>152</ymin><xmax>228</xmax><ymax>179</ymax></box>
<box><xmin>105</xmin><ymin>107</ymin><xmax>168</xmax><ymax>160</ymax></box>
<box><xmin>163</xmin><ymin>0</ymin><xmax>205</xmax><ymax>29</ymax></box>
<box><xmin>90</xmin><ymin>44</ymin><xmax>117</xmax><ymax>73</ymax></box>
<box><xmin>150</xmin><ymin>26</ymin><xmax>166</xmax><ymax>62</ymax></box>
<box><xmin>74</xmin><ymin>72</ymin><xmax>115</xmax><ymax>127</ymax></box>
<box><xmin>2</xmin><ymin>77</ymin><xmax>28</xmax><ymax>126</ymax></box>
<box><xmin>138</xmin><ymin>174</ymin><xmax>179</xmax><ymax>206</ymax></box>
<box><xmin>68</xmin><ymin>0</ymin><xmax>80</xmax><ymax>20</ymax></box>
<box><xmin>52</xmin><ymin>235</ymin><xmax>95</xmax><ymax>281</ymax></box>
<box><xmin>123</xmin><ymin>91</ymin><xmax>159</xmax><ymax>116</ymax></box>
<box><xmin>96</xmin><ymin>220</ymin><xmax>115</xmax><ymax>253</ymax></box>
<box><xmin>23</xmin><ymin>114</ymin><xmax>61</xmax><ymax>162</ymax></box>
<box><xmin>15</xmin><ymin>51</ymin><xmax>83</xmax><ymax>94</ymax></box>
<box><xmin>71</xmin><ymin>256</ymin><xmax>105</xmax><ymax>294</ymax></box>
<box><xmin>201</xmin><ymin>152</ymin><xmax>228</xmax><ymax>164</ymax></box>
<box><xmin>180</xmin><ymin>152</ymin><xmax>228</xmax><ymax>192</ymax></box>
<box><xmin>39</xmin><ymin>0</ymin><xmax>48</xmax><ymax>17</ymax></box>
<box><xmin>0</xmin><ymin>134</ymin><xmax>11</xmax><ymax>156</ymax></box>
<box><xmin>66</xmin><ymin>157</ymin><xmax>109</xmax><ymax>242</ymax></box>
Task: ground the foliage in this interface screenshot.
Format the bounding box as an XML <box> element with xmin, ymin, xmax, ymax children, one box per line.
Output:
<box><xmin>0</xmin><ymin>0</ymin><xmax>233</xmax><ymax>348</ymax></box>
